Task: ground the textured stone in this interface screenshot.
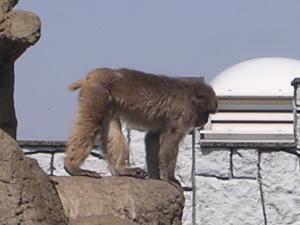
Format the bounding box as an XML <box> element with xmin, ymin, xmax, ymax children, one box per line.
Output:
<box><xmin>24</xmin><ymin>151</ymin><xmax>52</xmax><ymax>174</ymax></box>
<box><xmin>22</xmin><ymin>133</ymin><xmax>300</xmax><ymax>225</ymax></box>
<box><xmin>52</xmin><ymin>176</ymin><xmax>184</xmax><ymax>225</ymax></box>
<box><xmin>260</xmin><ymin>151</ymin><xmax>300</xmax><ymax>224</ymax></box>
<box><xmin>196</xmin><ymin>148</ymin><xmax>231</xmax><ymax>178</ymax></box>
<box><xmin>128</xmin><ymin>129</ymin><xmax>146</xmax><ymax>169</ymax></box>
<box><xmin>196</xmin><ymin>176</ymin><xmax>263</xmax><ymax>225</ymax></box>
<box><xmin>232</xmin><ymin>149</ymin><xmax>258</xmax><ymax>178</ymax></box>
<box><xmin>1</xmin><ymin>10</ymin><xmax>40</xmax><ymax>45</ymax></box>
<box><xmin>69</xmin><ymin>215</ymin><xmax>137</xmax><ymax>225</ymax></box>
<box><xmin>0</xmin><ymin>130</ymin><xmax>67</xmax><ymax>225</ymax></box>
<box><xmin>0</xmin><ymin>0</ymin><xmax>41</xmax><ymax>138</ymax></box>
<box><xmin>53</xmin><ymin>152</ymin><xmax>110</xmax><ymax>176</ymax></box>
<box><xmin>182</xmin><ymin>191</ymin><xmax>193</xmax><ymax>225</ymax></box>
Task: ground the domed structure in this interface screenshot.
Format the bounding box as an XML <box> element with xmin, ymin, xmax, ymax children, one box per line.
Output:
<box><xmin>201</xmin><ymin>57</ymin><xmax>298</xmax><ymax>145</ymax></box>
<box><xmin>211</xmin><ymin>57</ymin><xmax>300</xmax><ymax>97</ymax></box>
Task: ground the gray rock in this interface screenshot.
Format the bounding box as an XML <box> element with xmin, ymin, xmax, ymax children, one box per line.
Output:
<box><xmin>232</xmin><ymin>149</ymin><xmax>258</xmax><ymax>178</ymax></box>
<box><xmin>52</xmin><ymin>176</ymin><xmax>185</xmax><ymax>225</ymax></box>
<box><xmin>24</xmin><ymin>151</ymin><xmax>52</xmax><ymax>174</ymax></box>
<box><xmin>69</xmin><ymin>215</ymin><xmax>137</xmax><ymax>225</ymax></box>
<box><xmin>0</xmin><ymin>130</ymin><xmax>67</xmax><ymax>225</ymax></box>
<box><xmin>196</xmin><ymin>148</ymin><xmax>231</xmax><ymax>178</ymax></box>
<box><xmin>196</xmin><ymin>176</ymin><xmax>264</xmax><ymax>225</ymax></box>
<box><xmin>182</xmin><ymin>191</ymin><xmax>193</xmax><ymax>225</ymax></box>
<box><xmin>0</xmin><ymin>0</ymin><xmax>41</xmax><ymax>138</ymax></box>
<box><xmin>260</xmin><ymin>151</ymin><xmax>300</xmax><ymax>224</ymax></box>
<box><xmin>176</xmin><ymin>133</ymin><xmax>196</xmax><ymax>188</ymax></box>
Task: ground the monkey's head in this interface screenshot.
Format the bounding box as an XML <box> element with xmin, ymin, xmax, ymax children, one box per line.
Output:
<box><xmin>191</xmin><ymin>83</ymin><xmax>218</xmax><ymax>128</ymax></box>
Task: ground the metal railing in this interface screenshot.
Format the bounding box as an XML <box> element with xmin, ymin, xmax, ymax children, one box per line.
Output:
<box><xmin>18</xmin><ymin>140</ymin><xmax>104</xmax><ymax>175</ymax></box>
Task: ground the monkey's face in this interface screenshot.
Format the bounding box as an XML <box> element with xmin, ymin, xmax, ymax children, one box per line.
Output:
<box><xmin>193</xmin><ymin>87</ymin><xmax>218</xmax><ymax>128</ymax></box>
<box><xmin>195</xmin><ymin>111</ymin><xmax>210</xmax><ymax>128</ymax></box>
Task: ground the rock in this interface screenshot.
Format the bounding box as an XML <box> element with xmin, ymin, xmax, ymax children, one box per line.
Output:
<box><xmin>52</xmin><ymin>176</ymin><xmax>185</xmax><ymax>225</ymax></box>
<box><xmin>196</xmin><ymin>148</ymin><xmax>231</xmax><ymax>178</ymax></box>
<box><xmin>232</xmin><ymin>149</ymin><xmax>258</xmax><ymax>178</ymax></box>
<box><xmin>0</xmin><ymin>0</ymin><xmax>41</xmax><ymax>138</ymax></box>
<box><xmin>196</xmin><ymin>176</ymin><xmax>264</xmax><ymax>225</ymax></box>
<box><xmin>69</xmin><ymin>215</ymin><xmax>137</xmax><ymax>225</ymax></box>
<box><xmin>260</xmin><ymin>151</ymin><xmax>300</xmax><ymax>224</ymax></box>
<box><xmin>0</xmin><ymin>130</ymin><xmax>67</xmax><ymax>225</ymax></box>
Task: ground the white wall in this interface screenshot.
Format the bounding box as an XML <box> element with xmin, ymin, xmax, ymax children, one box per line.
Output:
<box><xmin>24</xmin><ymin>128</ymin><xmax>300</xmax><ymax>225</ymax></box>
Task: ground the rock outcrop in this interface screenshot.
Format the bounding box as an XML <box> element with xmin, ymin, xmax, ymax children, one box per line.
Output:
<box><xmin>1</xmin><ymin>129</ymin><xmax>184</xmax><ymax>225</ymax></box>
<box><xmin>69</xmin><ymin>215</ymin><xmax>138</xmax><ymax>225</ymax></box>
<box><xmin>0</xmin><ymin>130</ymin><xmax>67</xmax><ymax>225</ymax></box>
<box><xmin>0</xmin><ymin>0</ymin><xmax>41</xmax><ymax>138</ymax></box>
<box><xmin>52</xmin><ymin>176</ymin><xmax>185</xmax><ymax>225</ymax></box>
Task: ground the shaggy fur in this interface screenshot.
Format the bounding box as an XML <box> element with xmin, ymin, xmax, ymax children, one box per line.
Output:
<box><xmin>64</xmin><ymin>68</ymin><xmax>217</xmax><ymax>184</ymax></box>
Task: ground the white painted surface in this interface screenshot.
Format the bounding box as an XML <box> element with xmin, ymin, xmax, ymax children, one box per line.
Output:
<box><xmin>211</xmin><ymin>57</ymin><xmax>300</xmax><ymax>97</ymax></box>
<box><xmin>203</xmin><ymin>58</ymin><xmax>297</xmax><ymax>143</ymax></box>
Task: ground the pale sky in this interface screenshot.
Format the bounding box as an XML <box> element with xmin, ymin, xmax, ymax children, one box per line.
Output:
<box><xmin>14</xmin><ymin>1</ymin><xmax>300</xmax><ymax>140</ymax></box>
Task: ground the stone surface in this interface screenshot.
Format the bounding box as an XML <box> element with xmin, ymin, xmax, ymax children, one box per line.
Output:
<box><xmin>196</xmin><ymin>148</ymin><xmax>231</xmax><ymax>178</ymax></box>
<box><xmin>52</xmin><ymin>176</ymin><xmax>185</xmax><ymax>225</ymax></box>
<box><xmin>260</xmin><ymin>151</ymin><xmax>300</xmax><ymax>225</ymax></box>
<box><xmin>69</xmin><ymin>215</ymin><xmax>137</xmax><ymax>225</ymax></box>
<box><xmin>182</xmin><ymin>191</ymin><xmax>193</xmax><ymax>225</ymax></box>
<box><xmin>232</xmin><ymin>149</ymin><xmax>258</xmax><ymax>178</ymax></box>
<box><xmin>0</xmin><ymin>0</ymin><xmax>41</xmax><ymax>138</ymax></box>
<box><xmin>23</xmin><ymin>151</ymin><xmax>52</xmax><ymax>174</ymax></box>
<box><xmin>196</xmin><ymin>176</ymin><xmax>264</xmax><ymax>225</ymax></box>
<box><xmin>176</xmin><ymin>134</ymin><xmax>194</xmax><ymax>188</ymax></box>
<box><xmin>128</xmin><ymin>129</ymin><xmax>147</xmax><ymax>169</ymax></box>
<box><xmin>52</xmin><ymin>152</ymin><xmax>110</xmax><ymax>176</ymax></box>
<box><xmin>0</xmin><ymin>130</ymin><xmax>67</xmax><ymax>225</ymax></box>
<box><xmin>23</xmin><ymin>132</ymin><xmax>300</xmax><ymax>225</ymax></box>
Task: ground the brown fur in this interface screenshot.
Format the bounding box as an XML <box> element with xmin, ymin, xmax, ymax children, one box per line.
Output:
<box><xmin>64</xmin><ymin>68</ymin><xmax>217</xmax><ymax>184</ymax></box>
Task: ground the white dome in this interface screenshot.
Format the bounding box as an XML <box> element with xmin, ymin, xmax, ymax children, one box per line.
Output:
<box><xmin>211</xmin><ymin>57</ymin><xmax>300</xmax><ymax>97</ymax></box>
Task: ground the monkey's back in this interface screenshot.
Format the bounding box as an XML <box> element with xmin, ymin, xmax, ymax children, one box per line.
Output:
<box><xmin>109</xmin><ymin>69</ymin><xmax>196</xmax><ymax>130</ymax></box>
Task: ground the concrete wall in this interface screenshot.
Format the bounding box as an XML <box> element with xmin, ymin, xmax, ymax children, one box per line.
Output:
<box><xmin>24</xmin><ymin>129</ymin><xmax>300</xmax><ymax>225</ymax></box>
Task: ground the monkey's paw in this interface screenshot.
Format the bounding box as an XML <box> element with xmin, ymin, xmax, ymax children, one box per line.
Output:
<box><xmin>124</xmin><ymin>167</ymin><xmax>148</xmax><ymax>179</ymax></box>
<box><xmin>73</xmin><ymin>169</ymin><xmax>102</xmax><ymax>179</ymax></box>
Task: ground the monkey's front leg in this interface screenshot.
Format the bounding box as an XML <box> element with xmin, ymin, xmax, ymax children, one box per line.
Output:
<box><xmin>159</xmin><ymin>130</ymin><xmax>184</xmax><ymax>187</ymax></box>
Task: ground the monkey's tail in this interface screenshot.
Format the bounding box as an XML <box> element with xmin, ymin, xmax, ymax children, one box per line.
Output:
<box><xmin>69</xmin><ymin>80</ymin><xmax>83</xmax><ymax>91</ymax></box>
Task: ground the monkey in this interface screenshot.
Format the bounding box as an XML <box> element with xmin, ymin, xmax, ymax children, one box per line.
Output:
<box><xmin>64</xmin><ymin>68</ymin><xmax>217</xmax><ymax>185</ymax></box>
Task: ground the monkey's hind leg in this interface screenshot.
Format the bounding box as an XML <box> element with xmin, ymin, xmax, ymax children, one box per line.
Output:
<box><xmin>103</xmin><ymin>119</ymin><xmax>147</xmax><ymax>179</ymax></box>
<box><xmin>64</xmin><ymin>86</ymin><xmax>110</xmax><ymax>178</ymax></box>
<box><xmin>64</xmin><ymin>120</ymin><xmax>102</xmax><ymax>178</ymax></box>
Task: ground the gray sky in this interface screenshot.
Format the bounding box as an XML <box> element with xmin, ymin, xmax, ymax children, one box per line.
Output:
<box><xmin>15</xmin><ymin>1</ymin><xmax>300</xmax><ymax>140</ymax></box>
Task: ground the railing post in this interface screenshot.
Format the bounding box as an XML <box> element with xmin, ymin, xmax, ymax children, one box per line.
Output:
<box><xmin>191</xmin><ymin>129</ymin><xmax>196</xmax><ymax>225</ymax></box>
<box><xmin>291</xmin><ymin>78</ymin><xmax>300</xmax><ymax>148</ymax></box>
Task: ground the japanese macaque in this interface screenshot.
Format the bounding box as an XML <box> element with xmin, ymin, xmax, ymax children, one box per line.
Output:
<box><xmin>64</xmin><ymin>68</ymin><xmax>217</xmax><ymax>185</ymax></box>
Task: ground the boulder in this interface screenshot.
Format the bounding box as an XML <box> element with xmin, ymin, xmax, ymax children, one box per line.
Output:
<box><xmin>0</xmin><ymin>0</ymin><xmax>41</xmax><ymax>138</ymax></box>
<box><xmin>52</xmin><ymin>176</ymin><xmax>185</xmax><ymax>225</ymax></box>
<box><xmin>69</xmin><ymin>215</ymin><xmax>137</xmax><ymax>225</ymax></box>
<box><xmin>0</xmin><ymin>130</ymin><xmax>67</xmax><ymax>225</ymax></box>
